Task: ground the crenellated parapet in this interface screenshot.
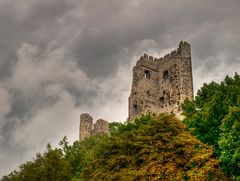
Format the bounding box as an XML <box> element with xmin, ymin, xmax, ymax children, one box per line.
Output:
<box><xmin>138</xmin><ymin>41</ymin><xmax>191</xmax><ymax>66</ymax></box>
<box><xmin>136</xmin><ymin>53</ymin><xmax>159</xmax><ymax>71</ymax></box>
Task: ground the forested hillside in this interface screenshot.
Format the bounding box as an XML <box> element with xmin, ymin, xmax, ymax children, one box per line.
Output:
<box><xmin>2</xmin><ymin>74</ymin><xmax>239</xmax><ymax>181</ymax></box>
<box><xmin>183</xmin><ymin>73</ymin><xmax>240</xmax><ymax>180</ymax></box>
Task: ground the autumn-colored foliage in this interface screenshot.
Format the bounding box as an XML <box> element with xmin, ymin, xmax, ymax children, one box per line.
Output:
<box><xmin>2</xmin><ymin>114</ymin><xmax>230</xmax><ymax>180</ymax></box>
<box><xmin>3</xmin><ymin>74</ymin><xmax>238</xmax><ymax>180</ymax></box>
<box><xmin>81</xmin><ymin>114</ymin><xmax>228</xmax><ymax>180</ymax></box>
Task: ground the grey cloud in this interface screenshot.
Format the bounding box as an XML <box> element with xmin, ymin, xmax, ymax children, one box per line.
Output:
<box><xmin>0</xmin><ymin>0</ymin><xmax>240</xmax><ymax>177</ymax></box>
<box><xmin>1</xmin><ymin>0</ymin><xmax>239</xmax><ymax>77</ymax></box>
<box><xmin>0</xmin><ymin>41</ymin><xmax>132</xmax><ymax>176</ymax></box>
<box><xmin>69</xmin><ymin>0</ymin><xmax>240</xmax><ymax>76</ymax></box>
<box><xmin>0</xmin><ymin>86</ymin><xmax>11</xmax><ymax>138</ymax></box>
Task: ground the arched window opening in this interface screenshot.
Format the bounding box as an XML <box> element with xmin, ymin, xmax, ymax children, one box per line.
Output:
<box><xmin>144</xmin><ymin>70</ymin><xmax>150</xmax><ymax>79</ymax></box>
<box><xmin>133</xmin><ymin>104</ymin><xmax>138</xmax><ymax>112</ymax></box>
<box><xmin>163</xmin><ymin>70</ymin><xmax>169</xmax><ymax>80</ymax></box>
<box><xmin>160</xmin><ymin>96</ymin><xmax>164</xmax><ymax>102</ymax></box>
<box><xmin>147</xmin><ymin>91</ymin><xmax>150</xmax><ymax>96</ymax></box>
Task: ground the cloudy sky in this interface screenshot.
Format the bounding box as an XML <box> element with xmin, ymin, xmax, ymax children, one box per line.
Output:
<box><xmin>0</xmin><ymin>0</ymin><xmax>240</xmax><ymax>177</ymax></box>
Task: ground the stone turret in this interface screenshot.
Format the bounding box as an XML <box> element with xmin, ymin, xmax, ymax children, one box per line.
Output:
<box><xmin>79</xmin><ymin>113</ymin><xmax>109</xmax><ymax>141</ymax></box>
<box><xmin>79</xmin><ymin>113</ymin><xmax>93</xmax><ymax>140</ymax></box>
<box><xmin>128</xmin><ymin>41</ymin><xmax>193</xmax><ymax>121</ymax></box>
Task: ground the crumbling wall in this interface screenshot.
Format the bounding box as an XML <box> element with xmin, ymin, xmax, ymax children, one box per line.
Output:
<box><xmin>128</xmin><ymin>41</ymin><xmax>193</xmax><ymax>121</ymax></box>
<box><xmin>79</xmin><ymin>113</ymin><xmax>93</xmax><ymax>141</ymax></box>
<box><xmin>79</xmin><ymin>113</ymin><xmax>109</xmax><ymax>141</ymax></box>
<box><xmin>93</xmin><ymin>119</ymin><xmax>109</xmax><ymax>135</ymax></box>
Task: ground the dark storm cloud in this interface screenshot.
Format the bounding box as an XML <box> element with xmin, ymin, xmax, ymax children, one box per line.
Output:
<box><xmin>68</xmin><ymin>0</ymin><xmax>240</xmax><ymax>76</ymax></box>
<box><xmin>0</xmin><ymin>0</ymin><xmax>240</xmax><ymax>177</ymax></box>
<box><xmin>1</xmin><ymin>0</ymin><xmax>238</xmax><ymax>76</ymax></box>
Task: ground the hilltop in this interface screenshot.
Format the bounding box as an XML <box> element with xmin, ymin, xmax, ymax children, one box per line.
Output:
<box><xmin>2</xmin><ymin>73</ymin><xmax>239</xmax><ymax>180</ymax></box>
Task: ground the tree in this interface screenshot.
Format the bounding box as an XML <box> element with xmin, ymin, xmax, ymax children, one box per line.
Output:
<box><xmin>59</xmin><ymin>134</ymin><xmax>108</xmax><ymax>178</ymax></box>
<box><xmin>2</xmin><ymin>144</ymin><xmax>71</xmax><ymax>181</ymax></box>
<box><xmin>81</xmin><ymin>114</ymin><xmax>228</xmax><ymax>180</ymax></box>
<box><xmin>109</xmin><ymin>122</ymin><xmax>124</xmax><ymax>135</ymax></box>
<box><xmin>183</xmin><ymin>73</ymin><xmax>240</xmax><ymax>156</ymax></box>
<box><xmin>182</xmin><ymin>73</ymin><xmax>240</xmax><ymax>179</ymax></box>
<box><xmin>219</xmin><ymin>107</ymin><xmax>240</xmax><ymax>180</ymax></box>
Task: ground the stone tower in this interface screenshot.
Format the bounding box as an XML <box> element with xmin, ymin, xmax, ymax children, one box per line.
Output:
<box><xmin>93</xmin><ymin>119</ymin><xmax>109</xmax><ymax>135</ymax></box>
<box><xmin>79</xmin><ymin>113</ymin><xmax>109</xmax><ymax>141</ymax></box>
<box><xmin>79</xmin><ymin>113</ymin><xmax>93</xmax><ymax>140</ymax></box>
<box><xmin>128</xmin><ymin>41</ymin><xmax>193</xmax><ymax>121</ymax></box>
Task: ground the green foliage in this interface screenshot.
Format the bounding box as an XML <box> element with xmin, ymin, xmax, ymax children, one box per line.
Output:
<box><xmin>110</xmin><ymin>114</ymin><xmax>152</xmax><ymax>136</ymax></box>
<box><xmin>5</xmin><ymin>73</ymin><xmax>239</xmax><ymax>181</ymax></box>
<box><xmin>59</xmin><ymin>134</ymin><xmax>108</xmax><ymax>178</ymax></box>
<box><xmin>81</xmin><ymin>114</ymin><xmax>227</xmax><ymax>180</ymax></box>
<box><xmin>2</xmin><ymin>144</ymin><xmax>71</xmax><ymax>181</ymax></box>
<box><xmin>109</xmin><ymin>122</ymin><xmax>125</xmax><ymax>135</ymax></box>
<box><xmin>3</xmin><ymin>114</ymin><xmax>229</xmax><ymax>180</ymax></box>
<box><xmin>183</xmin><ymin>73</ymin><xmax>240</xmax><ymax>179</ymax></box>
<box><xmin>219</xmin><ymin>107</ymin><xmax>240</xmax><ymax>180</ymax></box>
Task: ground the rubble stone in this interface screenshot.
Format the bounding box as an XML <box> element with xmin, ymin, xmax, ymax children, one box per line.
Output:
<box><xmin>128</xmin><ymin>41</ymin><xmax>193</xmax><ymax>121</ymax></box>
<box><xmin>79</xmin><ymin>114</ymin><xmax>109</xmax><ymax>141</ymax></box>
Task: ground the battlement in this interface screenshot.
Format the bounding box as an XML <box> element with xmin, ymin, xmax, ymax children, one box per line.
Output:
<box><xmin>179</xmin><ymin>41</ymin><xmax>190</xmax><ymax>49</ymax></box>
<box><xmin>79</xmin><ymin>113</ymin><xmax>109</xmax><ymax>141</ymax></box>
<box><xmin>178</xmin><ymin>41</ymin><xmax>191</xmax><ymax>58</ymax></box>
<box><xmin>137</xmin><ymin>42</ymin><xmax>191</xmax><ymax>69</ymax></box>
<box><xmin>137</xmin><ymin>54</ymin><xmax>159</xmax><ymax>71</ymax></box>
<box><xmin>128</xmin><ymin>41</ymin><xmax>193</xmax><ymax>121</ymax></box>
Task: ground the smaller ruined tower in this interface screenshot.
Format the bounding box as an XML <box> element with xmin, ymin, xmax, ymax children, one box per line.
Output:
<box><xmin>93</xmin><ymin>119</ymin><xmax>109</xmax><ymax>135</ymax></box>
<box><xmin>79</xmin><ymin>113</ymin><xmax>93</xmax><ymax>141</ymax></box>
<box><xmin>79</xmin><ymin>113</ymin><xmax>109</xmax><ymax>141</ymax></box>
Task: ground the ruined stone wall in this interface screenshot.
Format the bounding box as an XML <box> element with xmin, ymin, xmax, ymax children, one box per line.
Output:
<box><xmin>93</xmin><ymin>119</ymin><xmax>109</xmax><ymax>135</ymax></box>
<box><xmin>178</xmin><ymin>42</ymin><xmax>193</xmax><ymax>103</ymax></box>
<box><xmin>79</xmin><ymin>113</ymin><xmax>93</xmax><ymax>141</ymax></box>
<box><xmin>79</xmin><ymin>113</ymin><xmax>109</xmax><ymax>141</ymax></box>
<box><xmin>128</xmin><ymin>41</ymin><xmax>193</xmax><ymax>121</ymax></box>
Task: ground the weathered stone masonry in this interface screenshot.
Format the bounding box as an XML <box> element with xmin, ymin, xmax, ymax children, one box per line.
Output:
<box><xmin>128</xmin><ymin>41</ymin><xmax>193</xmax><ymax>121</ymax></box>
<box><xmin>79</xmin><ymin>113</ymin><xmax>109</xmax><ymax>141</ymax></box>
<box><xmin>79</xmin><ymin>41</ymin><xmax>193</xmax><ymax>140</ymax></box>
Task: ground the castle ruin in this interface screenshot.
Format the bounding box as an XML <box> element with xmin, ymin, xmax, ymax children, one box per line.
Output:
<box><xmin>128</xmin><ymin>41</ymin><xmax>193</xmax><ymax>121</ymax></box>
<box><xmin>79</xmin><ymin>41</ymin><xmax>193</xmax><ymax>140</ymax></box>
<box><xmin>79</xmin><ymin>113</ymin><xmax>109</xmax><ymax>141</ymax></box>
